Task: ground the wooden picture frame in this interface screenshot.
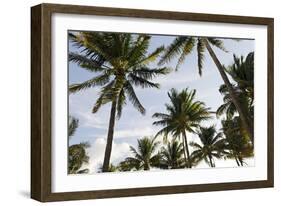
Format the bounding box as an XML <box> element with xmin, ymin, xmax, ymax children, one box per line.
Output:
<box><xmin>31</xmin><ymin>3</ymin><xmax>274</xmax><ymax>202</ymax></box>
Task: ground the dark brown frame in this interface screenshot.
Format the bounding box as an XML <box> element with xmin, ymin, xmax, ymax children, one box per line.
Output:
<box><xmin>31</xmin><ymin>3</ymin><xmax>274</xmax><ymax>202</ymax></box>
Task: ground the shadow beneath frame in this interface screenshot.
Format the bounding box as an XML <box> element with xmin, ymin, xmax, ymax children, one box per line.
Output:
<box><xmin>18</xmin><ymin>190</ymin><xmax>30</xmax><ymax>198</ymax></box>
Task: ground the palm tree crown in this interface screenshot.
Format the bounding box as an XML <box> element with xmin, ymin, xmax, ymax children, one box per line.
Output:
<box><xmin>153</xmin><ymin>88</ymin><xmax>211</xmax><ymax>168</ymax></box>
<box><xmin>119</xmin><ymin>136</ymin><xmax>161</xmax><ymax>171</ymax></box>
<box><xmin>68</xmin><ymin>116</ymin><xmax>90</xmax><ymax>174</ymax></box>
<box><xmin>226</xmin><ymin>52</ymin><xmax>254</xmax><ymax>100</ymax></box>
<box><xmin>220</xmin><ymin>117</ymin><xmax>253</xmax><ymax>166</ymax></box>
<box><xmin>68</xmin><ymin>142</ymin><xmax>90</xmax><ymax>174</ymax></box>
<box><xmin>160</xmin><ymin>140</ymin><xmax>185</xmax><ymax>169</ymax></box>
<box><xmin>190</xmin><ymin>126</ymin><xmax>223</xmax><ymax>167</ymax></box>
<box><xmin>69</xmin><ymin>32</ymin><xmax>170</xmax><ymax>117</ymax></box>
<box><xmin>158</xmin><ymin>37</ymin><xmax>227</xmax><ymax>75</ymax></box>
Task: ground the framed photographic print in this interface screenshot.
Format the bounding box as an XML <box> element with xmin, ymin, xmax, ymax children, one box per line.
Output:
<box><xmin>31</xmin><ymin>3</ymin><xmax>274</xmax><ymax>202</ymax></box>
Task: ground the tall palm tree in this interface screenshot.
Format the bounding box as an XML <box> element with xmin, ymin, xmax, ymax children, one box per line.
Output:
<box><xmin>119</xmin><ymin>136</ymin><xmax>161</xmax><ymax>171</ymax></box>
<box><xmin>190</xmin><ymin>126</ymin><xmax>223</xmax><ymax>167</ymax></box>
<box><xmin>69</xmin><ymin>32</ymin><xmax>170</xmax><ymax>172</ymax></box>
<box><xmin>160</xmin><ymin>140</ymin><xmax>185</xmax><ymax>169</ymax></box>
<box><xmin>220</xmin><ymin>117</ymin><xmax>253</xmax><ymax>166</ymax></box>
<box><xmin>152</xmin><ymin>88</ymin><xmax>211</xmax><ymax>168</ymax></box>
<box><xmin>158</xmin><ymin>37</ymin><xmax>253</xmax><ymax>141</ymax></box>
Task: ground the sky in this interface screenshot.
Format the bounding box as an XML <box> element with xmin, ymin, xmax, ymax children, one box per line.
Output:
<box><xmin>68</xmin><ymin>32</ymin><xmax>254</xmax><ymax>173</ymax></box>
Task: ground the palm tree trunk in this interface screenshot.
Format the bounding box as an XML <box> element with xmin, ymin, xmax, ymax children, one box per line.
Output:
<box><xmin>70</xmin><ymin>167</ymin><xmax>75</xmax><ymax>174</ymax></box>
<box><xmin>238</xmin><ymin>157</ymin><xmax>244</xmax><ymax>166</ymax></box>
<box><xmin>102</xmin><ymin>100</ymin><xmax>117</xmax><ymax>172</ymax></box>
<box><xmin>144</xmin><ymin>162</ymin><xmax>150</xmax><ymax>170</ymax></box>
<box><xmin>208</xmin><ymin>155</ymin><xmax>214</xmax><ymax>167</ymax></box>
<box><xmin>181</xmin><ymin>135</ymin><xmax>188</xmax><ymax>167</ymax></box>
<box><xmin>235</xmin><ymin>157</ymin><xmax>240</xmax><ymax>166</ymax></box>
<box><xmin>203</xmin><ymin>39</ymin><xmax>254</xmax><ymax>144</ymax></box>
<box><xmin>182</xmin><ymin>131</ymin><xmax>192</xmax><ymax>168</ymax></box>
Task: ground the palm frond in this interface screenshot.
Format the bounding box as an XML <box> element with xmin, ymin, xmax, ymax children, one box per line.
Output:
<box><xmin>68</xmin><ymin>116</ymin><xmax>79</xmax><ymax>137</ymax></box>
<box><xmin>92</xmin><ymin>81</ymin><xmax>116</xmax><ymax>113</ymax></box>
<box><xmin>207</xmin><ymin>38</ymin><xmax>228</xmax><ymax>52</ymax></box>
<box><xmin>124</xmin><ymin>82</ymin><xmax>145</xmax><ymax>114</ymax></box>
<box><xmin>69</xmin><ymin>73</ymin><xmax>110</xmax><ymax>93</ymax></box>
<box><xmin>175</xmin><ymin>37</ymin><xmax>195</xmax><ymax>71</ymax></box>
<box><xmin>128</xmin><ymin>74</ymin><xmax>160</xmax><ymax>89</ymax></box>
<box><xmin>135</xmin><ymin>45</ymin><xmax>165</xmax><ymax>66</ymax></box>
<box><xmin>197</xmin><ymin>38</ymin><xmax>205</xmax><ymax>76</ymax></box>
<box><xmin>132</xmin><ymin>67</ymin><xmax>171</xmax><ymax>80</ymax></box>
<box><xmin>127</xmin><ymin>35</ymin><xmax>150</xmax><ymax>65</ymax></box>
<box><xmin>158</xmin><ymin>36</ymin><xmax>188</xmax><ymax>65</ymax></box>
<box><xmin>69</xmin><ymin>52</ymin><xmax>107</xmax><ymax>72</ymax></box>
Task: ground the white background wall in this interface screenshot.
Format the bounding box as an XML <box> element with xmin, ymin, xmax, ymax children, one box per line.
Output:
<box><xmin>0</xmin><ymin>0</ymin><xmax>279</xmax><ymax>205</ymax></box>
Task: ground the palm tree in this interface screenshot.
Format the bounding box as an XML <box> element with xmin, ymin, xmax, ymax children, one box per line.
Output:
<box><xmin>69</xmin><ymin>32</ymin><xmax>170</xmax><ymax>172</ymax></box>
<box><xmin>68</xmin><ymin>116</ymin><xmax>79</xmax><ymax>138</ymax></box>
<box><xmin>119</xmin><ymin>136</ymin><xmax>161</xmax><ymax>171</ymax></box>
<box><xmin>226</xmin><ymin>52</ymin><xmax>254</xmax><ymax>101</ymax></box>
<box><xmin>216</xmin><ymin>84</ymin><xmax>251</xmax><ymax>120</ymax></box>
<box><xmin>160</xmin><ymin>140</ymin><xmax>185</xmax><ymax>169</ymax></box>
<box><xmin>152</xmin><ymin>88</ymin><xmax>211</xmax><ymax>168</ymax></box>
<box><xmin>216</xmin><ymin>52</ymin><xmax>254</xmax><ymax>144</ymax></box>
<box><xmin>220</xmin><ymin>117</ymin><xmax>253</xmax><ymax>166</ymax></box>
<box><xmin>158</xmin><ymin>36</ymin><xmax>253</xmax><ymax>142</ymax></box>
<box><xmin>190</xmin><ymin>126</ymin><xmax>223</xmax><ymax>167</ymax></box>
<box><xmin>68</xmin><ymin>142</ymin><xmax>90</xmax><ymax>174</ymax></box>
<box><xmin>118</xmin><ymin>160</ymin><xmax>134</xmax><ymax>172</ymax></box>
<box><xmin>68</xmin><ymin>116</ymin><xmax>91</xmax><ymax>174</ymax></box>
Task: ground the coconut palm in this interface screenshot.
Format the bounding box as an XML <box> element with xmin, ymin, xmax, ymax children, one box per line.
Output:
<box><xmin>119</xmin><ymin>136</ymin><xmax>161</xmax><ymax>171</ymax></box>
<box><xmin>69</xmin><ymin>32</ymin><xmax>170</xmax><ymax>172</ymax></box>
<box><xmin>68</xmin><ymin>142</ymin><xmax>90</xmax><ymax>174</ymax></box>
<box><xmin>216</xmin><ymin>84</ymin><xmax>252</xmax><ymax>120</ymax></box>
<box><xmin>118</xmin><ymin>160</ymin><xmax>134</xmax><ymax>172</ymax></box>
<box><xmin>226</xmin><ymin>52</ymin><xmax>254</xmax><ymax>101</ymax></box>
<box><xmin>220</xmin><ymin>117</ymin><xmax>253</xmax><ymax>166</ymax></box>
<box><xmin>68</xmin><ymin>116</ymin><xmax>90</xmax><ymax>174</ymax></box>
<box><xmin>158</xmin><ymin>36</ymin><xmax>253</xmax><ymax>142</ymax></box>
<box><xmin>68</xmin><ymin>116</ymin><xmax>79</xmax><ymax>138</ymax></box>
<box><xmin>190</xmin><ymin>126</ymin><xmax>223</xmax><ymax>167</ymax></box>
<box><xmin>216</xmin><ymin>52</ymin><xmax>254</xmax><ymax>143</ymax></box>
<box><xmin>152</xmin><ymin>88</ymin><xmax>211</xmax><ymax>168</ymax></box>
<box><xmin>160</xmin><ymin>140</ymin><xmax>185</xmax><ymax>169</ymax></box>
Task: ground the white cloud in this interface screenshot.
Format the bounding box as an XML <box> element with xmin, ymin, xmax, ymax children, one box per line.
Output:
<box><xmin>77</xmin><ymin>110</ymin><xmax>108</xmax><ymax>130</ymax></box>
<box><xmin>83</xmin><ymin>138</ymin><xmax>131</xmax><ymax>173</ymax></box>
<box><xmin>113</xmin><ymin>126</ymin><xmax>157</xmax><ymax>139</ymax></box>
<box><xmin>155</xmin><ymin>69</ymin><xmax>212</xmax><ymax>90</ymax></box>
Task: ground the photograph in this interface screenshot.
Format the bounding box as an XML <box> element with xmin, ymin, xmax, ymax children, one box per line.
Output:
<box><xmin>31</xmin><ymin>3</ymin><xmax>273</xmax><ymax>201</ymax></box>
<box><xmin>67</xmin><ymin>31</ymin><xmax>255</xmax><ymax>174</ymax></box>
